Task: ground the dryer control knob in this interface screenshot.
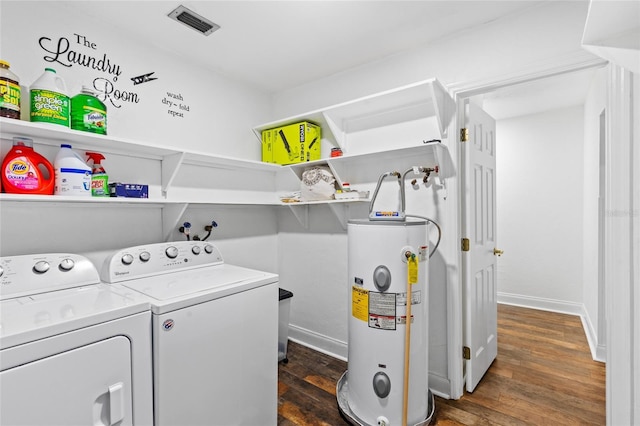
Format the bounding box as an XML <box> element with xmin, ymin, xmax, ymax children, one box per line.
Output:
<box><xmin>59</xmin><ymin>258</ymin><xmax>75</xmax><ymax>271</ymax></box>
<box><xmin>139</xmin><ymin>251</ymin><xmax>151</xmax><ymax>262</ymax></box>
<box><xmin>33</xmin><ymin>260</ymin><xmax>50</xmax><ymax>274</ymax></box>
<box><xmin>121</xmin><ymin>254</ymin><xmax>134</xmax><ymax>265</ymax></box>
<box><xmin>165</xmin><ymin>246</ymin><xmax>179</xmax><ymax>259</ymax></box>
<box><xmin>192</xmin><ymin>246</ymin><xmax>201</xmax><ymax>255</ymax></box>
<box><xmin>0</xmin><ymin>266</ymin><xmax>4</xmax><ymax>278</ymax></box>
<box><xmin>204</xmin><ymin>244</ymin><xmax>214</xmax><ymax>254</ymax></box>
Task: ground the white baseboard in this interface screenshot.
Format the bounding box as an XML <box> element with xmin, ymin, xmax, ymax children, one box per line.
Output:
<box><xmin>579</xmin><ymin>309</ymin><xmax>607</xmax><ymax>363</ymax></box>
<box><xmin>288</xmin><ymin>324</ymin><xmax>348</xmax><ymax>362</ymax></box>
<box><xmin>497</xmin><ymin>292</ymin><xmax>606</xmax><ymax>363</ymax></box>
<box><xmin>288</xmin><ymin>324</ymin><xmax>454</xmax><ymax>398</ymax></box>
<box><xmin>497</xmin><ymin>292</ymin><xmax>584</xmax><ymax>315</ymax></box>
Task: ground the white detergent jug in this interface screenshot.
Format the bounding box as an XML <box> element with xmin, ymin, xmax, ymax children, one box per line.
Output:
<box><xmin>54</xmin><ymin>144</ymin><xmax>91</xmax><ymax>196</ymax></box>
<box><xmin>30</xmin><ymin>68</ymin><xmax>70</xmax><ymax>127</ymax></box>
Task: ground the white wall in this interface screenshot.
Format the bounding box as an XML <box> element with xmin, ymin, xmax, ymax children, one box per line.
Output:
<box><xmin>0</xmin><ymin>1</ymin><xmax>277</xmax><ymax>269</ymax></box>
<box><xmin>278</xmin><ymin>147</ymin><xmax>456</xmax><ymax>393</ymax></box>
<box><xmin>495</xmin><ymin>106</ymin><xmax>585</xmax><ymax>309</ymax></box>
<box><xmin>1</xmin><ymin>0</ymin><xmax>616</xmax><ymax>403</ymax></box>
<box><xmin>269</xmin><ymin>0</ymin><xmax>596</xmax><ymax>398</ymax></box>
<box><xmin>0</xmin><ymin>1</ymin><xmax>272</xmax><ymax>159</ymax></box>
<box><xmin>273</xmin><ymin>1</ymin><xmax>593</xmax><ymax>118</ymax></box>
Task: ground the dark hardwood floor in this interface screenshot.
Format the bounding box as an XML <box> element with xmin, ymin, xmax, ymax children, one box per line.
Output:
<box><xmin>277</xmin><ymin>304</ymin><xmax>606</xmax><ymax>425</ymax></box>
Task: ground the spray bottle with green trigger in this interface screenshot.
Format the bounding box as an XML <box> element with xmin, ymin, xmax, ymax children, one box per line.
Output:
<box><xmin>86</xmin><ymin>152</ymin><xmax>109</xmax><ymax>197</ymax></box>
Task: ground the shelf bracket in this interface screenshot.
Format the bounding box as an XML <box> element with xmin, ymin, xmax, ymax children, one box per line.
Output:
<box><xmin>328</xmin><ymin>202</ymin><xmax>349</xmax><ymax>230</ymax></box>
<box><xmin>162</xmin><ymin>203</ymin><xmax>189</xmax><ymax>241</ymax></box>
<box><xmin>161</xmin><ymin>152</ymin><xmax>186</xmax><ymax>198</ymax></box>
<box><xmin>288</xmin><ymin>204</ymin><xmax>309</xmax><ymax>229</ymax></box>
<box><xmin>322</xmin><ymin>112</ymin><xmax>345</xmax><ymax>151</ymax></box>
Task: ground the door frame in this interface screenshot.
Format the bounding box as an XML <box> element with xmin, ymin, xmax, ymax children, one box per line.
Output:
<box><xmin>445</xmin><ymin>51</ymin><xmax>608</xmax><ymax>399</ymax></box>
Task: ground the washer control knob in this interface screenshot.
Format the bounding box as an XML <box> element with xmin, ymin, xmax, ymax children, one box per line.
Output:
<box><xmin>192</xmin><ymin>246</ymin><xmax>201</xmax><ymax>255</ymax></box>
<box><xmin>0</xmin><ymin>266</ymin><xmax>4</xmax><ymax>278</ymax></box>
<box><xmin>165</xmin><ymin>246</ymin><xmax>179</xmax><ymax>259</ymax></box>
<box><xmin>121</xmin><ymin>254</ymin><xmax>134</xmax><ymax>265</ymax></box>
<box><xmin>372</xmin><ymin>371</ymin><xmax>391</xmax><ymax>399</ymax></box>
<box><xmin>204</xmin><ymin>244</ymin><xmax>214</xmax><ymax>254</ymax></box>
<box><xmin>59</xmin><ymin>258</ymin><xmax>75</xmax><ymax>271</ymax></box>
<box><xmin>33</xmin><ymin>260</ymin><xmax>50</xmax><ymax>274</ymax></box>
<box><xmin>139</xmin><ymin>251</ymin><xmax>151</xmax><ymax>262</ymax></box>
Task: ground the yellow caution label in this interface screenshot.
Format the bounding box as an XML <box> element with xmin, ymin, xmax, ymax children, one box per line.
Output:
<box><xmin>352</xmin><ymin>286</ymin><xmax>369</xmax><ymax>322</ymax></box>
<box><xmin>408</xmin><ymin>256</ymin><xmax>418</xmax><ymax>284</ymax></box>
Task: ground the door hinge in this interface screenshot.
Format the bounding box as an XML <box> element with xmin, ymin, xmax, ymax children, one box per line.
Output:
<box><xmin>461</xmin><ymin>238</ymin><xmax>470</xmax><ymax>252</ymax></box>
<box><xmin>460</xmin><ymin>128</ymin><xmax>469</xmax><ymax>142</ymax></box>
<box><xmin>463</xmin><ymin>346</ymin><xmax>471</xmax><ymax>360</ymax></box>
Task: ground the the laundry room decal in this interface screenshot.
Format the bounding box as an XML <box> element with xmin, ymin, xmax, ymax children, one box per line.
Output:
<box><xmin>38</xmin><ymin>33</ymin><xmax>144</xmax><ymax>108</ymax></box>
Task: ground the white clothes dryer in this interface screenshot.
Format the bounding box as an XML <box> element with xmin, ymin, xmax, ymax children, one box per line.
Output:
<box><xmin>101</xmin><ymin>241</ymin><xmax>279</xmax><ymax>426</ymax></box>
<box><xmin>0</xmin><ymin>252</ymin><xmax>153</xmax><ymax>426</ymax></box>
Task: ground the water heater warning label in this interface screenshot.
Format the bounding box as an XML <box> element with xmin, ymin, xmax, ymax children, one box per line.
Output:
<box><xmin>369</xmin><ymin>291</ymin><xmax>397</xmax><ymax>330</ymax></box>
<box><xmin>352</xmin><ymin>286</ymin><xmax>369</xmax><ymax>322</ymax></box>
<box><xmin>352</xmin><ymin>286</ymin><xmax>401</xmax><ymax>330</ymax></box>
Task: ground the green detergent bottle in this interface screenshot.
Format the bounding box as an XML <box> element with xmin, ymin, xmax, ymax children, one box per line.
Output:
<box><xmin>86</xmin><ymin>152</ymin><xmax>109</xmax><ymax>197</ymax></box>
<box><xmin>30</xmin><ymin>68</ymin><xmax>70</xmax><ymax>127</ymax></box>
<box><xmin>72</xmin><ymin>86</ymin><xmax>107</xmax><ymax>134</ymax></box>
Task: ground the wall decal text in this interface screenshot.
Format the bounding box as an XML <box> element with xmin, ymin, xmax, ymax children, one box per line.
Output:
<box><xmin>38</xmin><ymin>32</ymin><xmax>141</xmax><ymax>109</ymax></box>
<box><xmin>163</xmin><ymin>91</ymin><xmax>190</xmax><ymax>118</ymax></box>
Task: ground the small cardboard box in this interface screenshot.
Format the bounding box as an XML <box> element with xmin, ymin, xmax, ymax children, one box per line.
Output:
<box><xmin>262</xmin><ymin>121</ymin><xmax>321</xmax><ymax>165</ymax></box>
<box><xmin>109</xmin><ymin>183</ymin><xmax>149</xmax><ymax>198</ymax></box>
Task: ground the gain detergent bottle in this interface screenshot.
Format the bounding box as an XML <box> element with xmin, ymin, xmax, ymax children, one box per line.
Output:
<box><xmin>30</xmin><ymin>68</ymin><xmax>70</xmax><ymax>127</ymax></box>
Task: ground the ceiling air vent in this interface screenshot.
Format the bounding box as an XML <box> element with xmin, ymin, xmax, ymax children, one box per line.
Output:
<box><xmin>168</xmin><ymin>5</ymin><xmax>220</xmax><ymax>36</ymax></box>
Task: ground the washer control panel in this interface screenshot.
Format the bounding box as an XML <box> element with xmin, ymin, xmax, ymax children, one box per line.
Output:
<box><xmin>0</xmin><ymin>253</ymin><xmax>100</xmax><ymax>300</ymax></box>
<box><xmin>102</xmin><ymin>241</ymin><xmax>224</xmax><ymax>283</ymax></box>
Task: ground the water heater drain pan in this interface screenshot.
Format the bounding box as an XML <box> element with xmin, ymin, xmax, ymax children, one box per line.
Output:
<box><xmin>336</xmin><ymin>371</ymin><xmax>435</xmax><ymax>426</ymax></box>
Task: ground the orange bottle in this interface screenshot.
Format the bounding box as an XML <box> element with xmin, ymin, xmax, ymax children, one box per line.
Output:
<box><xmin>2</xmin><ymin>137</ymin><xmax>54</xmax><ymax>195</ymax></box>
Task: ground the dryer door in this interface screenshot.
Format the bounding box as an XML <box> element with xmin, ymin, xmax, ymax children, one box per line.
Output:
<box><xmin>1</xmin><ymin>336</ymin><xmax>133</xmax><ymax>426</ymax></box>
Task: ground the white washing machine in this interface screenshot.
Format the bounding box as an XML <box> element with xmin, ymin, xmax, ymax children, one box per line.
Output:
<box><xmin>101</xmin><ymin>240</ymin><xmax>279</xmax><ymax>426</ymax></box>
<box><xmin>0</xmin><ymin>252</ymin><xmax>154</xmax><ymax>426</ymax></box>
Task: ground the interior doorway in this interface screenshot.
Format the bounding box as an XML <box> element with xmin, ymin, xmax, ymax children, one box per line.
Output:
<box><xmin>456</xmin><ymin>64</ymin><xmax>607</xmax><ymax>394</ymax></box>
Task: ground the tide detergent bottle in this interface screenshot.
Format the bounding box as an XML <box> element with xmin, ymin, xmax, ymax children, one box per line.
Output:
<box><xmin>86</xmin><ymin>152</ymin><xmax>109</xmax><ymax>197</ymax></box>
<box><xmin>1</xmin><ymin>137</ymin><xmax>54</xmax><ymax>195</ymax></box>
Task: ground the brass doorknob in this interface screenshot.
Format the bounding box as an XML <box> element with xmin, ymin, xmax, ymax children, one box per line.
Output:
<box><xmin>493</xmin><ymin>248</ymin><xmax>504</xmax><ymax>257</ymax></box>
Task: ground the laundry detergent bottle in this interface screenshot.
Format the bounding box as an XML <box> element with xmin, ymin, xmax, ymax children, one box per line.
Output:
<box><xmin>1</xmin><ymin>137</ymin><xmax>54</xmax><ymax>195</ymax></box>
<box><xmin>72</xmin><ymin>86</ymin><xmax>107</xmax><ymax>134</ymax></box>
<box><xmin>0</xmin><ymin>60</ymin><xmax>21</xmax><ymax>120</ymax></box>
<box><xmin>54</xmin><ymin>144</ymin><xmax>91</xmax><ymax>196</ymax></box>
<box><xmin>86</xmin><ymin>152</ymin><xmax>109</xmax><ymax>197</ymax></box>
<box><xmin>30</xmin><ymin>68</ymin><xmax>70</xmax><ymax>127</ymax></box>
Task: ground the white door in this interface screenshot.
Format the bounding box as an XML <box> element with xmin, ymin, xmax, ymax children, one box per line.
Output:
<box><xmin>461</xmin><ymin>100</ymin><xmax>498</xmax><ymax>392</ymax></box>
<box><xmin>0</xmin><ymin>336</ymin><xmax>133</xmax><ymax>426</ymax></box>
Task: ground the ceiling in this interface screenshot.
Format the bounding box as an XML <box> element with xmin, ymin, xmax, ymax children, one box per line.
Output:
<box><xmin>64</xmin><ymin>0</ymin><xmax>548</xmax><ymax>93</ymax></box>
<box><xmin>61</xmin><ymin>1</ymin><xmax>596</xmax><ymax>119</ymax></box>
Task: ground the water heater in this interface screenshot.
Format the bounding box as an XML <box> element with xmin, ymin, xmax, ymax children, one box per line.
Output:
<box><xmin>338</xmin><ymin>219</ymin><xmax>432</xmax><ymax>426</ymax></box>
